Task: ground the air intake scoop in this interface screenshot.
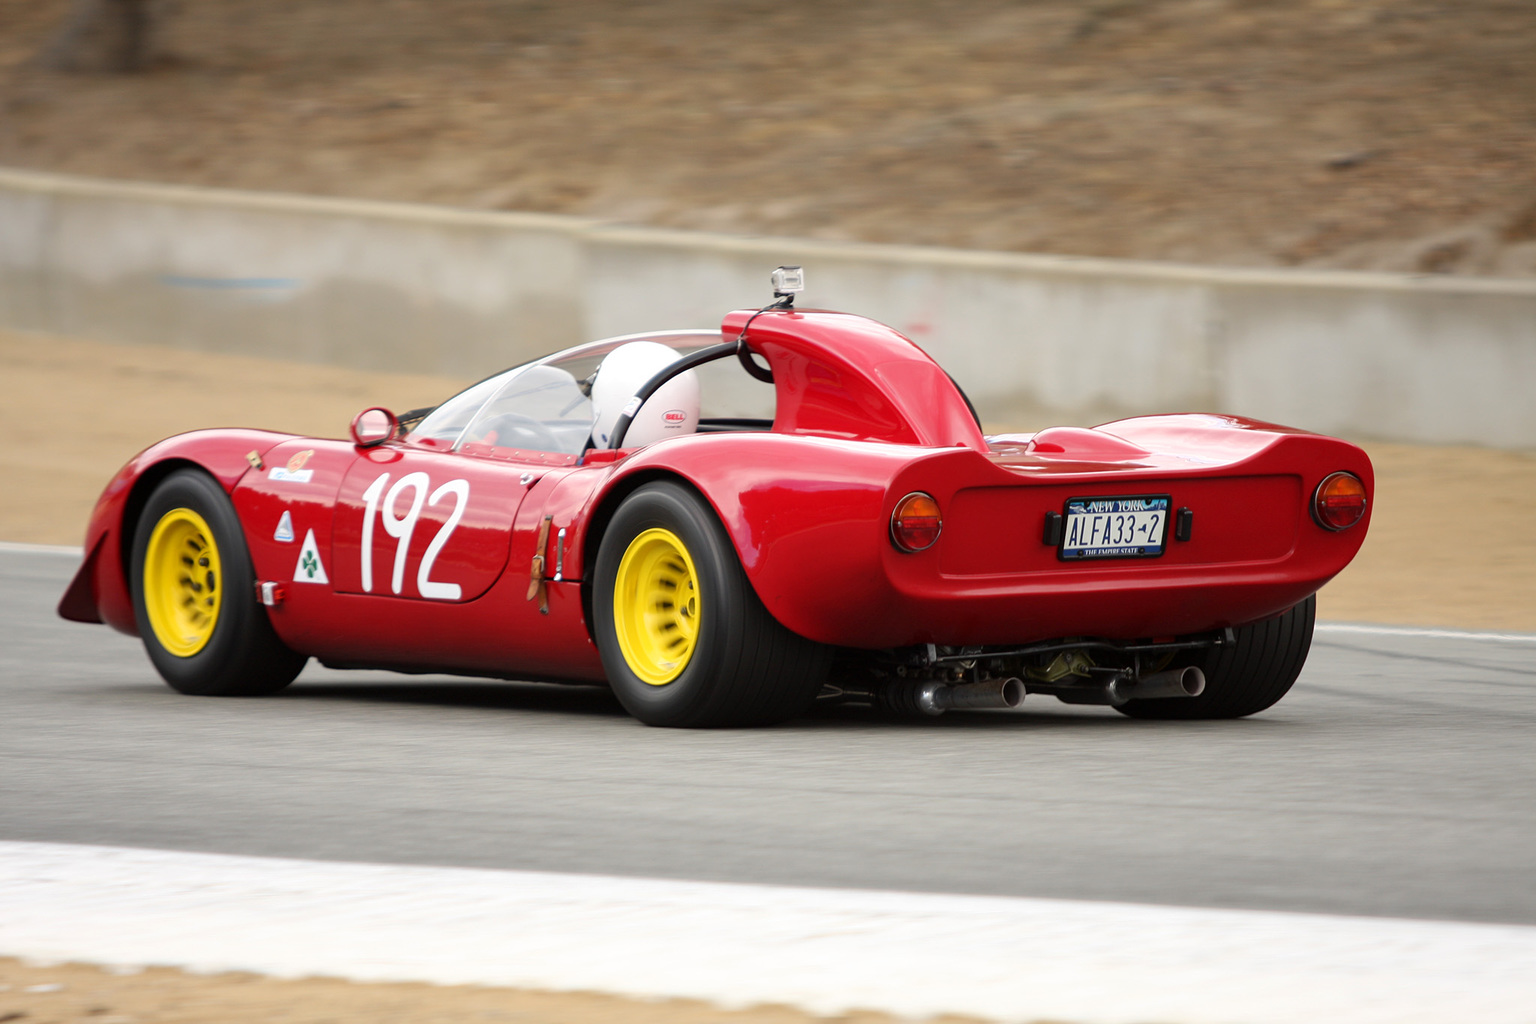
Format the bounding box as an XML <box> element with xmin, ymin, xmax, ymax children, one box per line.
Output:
<box><xmin>1026</xmin><ymin>426</ymin><xmax>1151</xmax><ymax>459</ymax></box>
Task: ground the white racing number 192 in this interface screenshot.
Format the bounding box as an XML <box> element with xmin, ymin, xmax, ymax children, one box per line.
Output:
<box><xmin>358</xmin><ymin>471</ymin><xmax>469</xmax><ymax>600</ymax></box>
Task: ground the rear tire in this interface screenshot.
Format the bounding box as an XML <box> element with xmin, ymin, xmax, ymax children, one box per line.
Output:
<box><xmin>131</xmin><ymin>468</ymin><xmax>307</xmax><ymax>696</ymax></box>
<box><xmin>1116</xmin><ymin>595</ymin><xmax>1315</xmax><ymax>720</ymax></box>
<box><xmin>593</xmin><ymin>481</ymin><xmax>830</xmax><ymax>727</ymax></box>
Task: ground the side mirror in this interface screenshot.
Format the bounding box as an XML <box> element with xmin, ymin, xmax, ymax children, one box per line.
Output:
<box><xmin>350</xmin><ymin>407</ymin><xmax>398</xmax><ymax>447</ymax></box>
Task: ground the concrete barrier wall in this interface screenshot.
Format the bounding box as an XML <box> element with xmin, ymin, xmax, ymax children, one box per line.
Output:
<box><xmin>4</xmin><ymin>167</ymin><xmax>1535</xmax><ymax>446</ymax></box>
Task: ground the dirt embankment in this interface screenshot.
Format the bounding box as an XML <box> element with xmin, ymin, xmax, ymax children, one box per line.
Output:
<box><xmin>5</xmin><ymin>327</ymin><xmax>1533</xmax><ymax>632</ymax></box>
<box><xmin>2</xmin><ymin>0</ymin><xmax>1534</xmax><ymax>277</ymax></box>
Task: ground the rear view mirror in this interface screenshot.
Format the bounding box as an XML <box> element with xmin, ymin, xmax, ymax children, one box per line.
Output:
<box><xmin>350</xmin><ymin>407</ymin><xmax>398</xmax><ymax>447</ymax></box>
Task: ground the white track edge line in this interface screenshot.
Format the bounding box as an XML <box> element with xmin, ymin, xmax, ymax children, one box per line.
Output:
<box><xmin>1314</xmin><ymin>622</ymin><xmax>1536</xmax><ymax>643</ymax></box>
<box><xmin>3</xmin><ymin>840</ymin><xmax>1536</xmax><ymax>1024</ymax></box>
<box><xmin>0</xmin><ymin>541</ymin><xmax>83</xmax><ymax>557</ymax></box>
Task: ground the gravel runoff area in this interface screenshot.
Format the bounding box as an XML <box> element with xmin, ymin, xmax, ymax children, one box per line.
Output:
<box><xmin>4</xmin><ymin>326</ymin><xmax>1534</xmax><ymax>632</ymax></box>
<box><xmin>1</xmin><ymin>957</ymin><xmax>927</xmax><ymax>1024</ymax></box>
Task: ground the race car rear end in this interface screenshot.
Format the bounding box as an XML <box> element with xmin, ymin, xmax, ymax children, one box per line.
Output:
<box><xmin>720</xmin><ymin>413</ymin><xmax>1370</xmax><ymax>719</ymax></box>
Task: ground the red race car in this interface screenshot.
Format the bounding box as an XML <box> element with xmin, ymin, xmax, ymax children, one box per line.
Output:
<box><xmin>60</xmin><ymin>268</ymin><xmax>1371</xmax><ymax>727</ymax></box>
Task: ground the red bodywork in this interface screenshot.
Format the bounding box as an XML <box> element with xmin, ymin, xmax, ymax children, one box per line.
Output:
<box><xmin>60</xmin><ymin>308</ymin><xmax>1372</xmax><ymax>681</ymax></box>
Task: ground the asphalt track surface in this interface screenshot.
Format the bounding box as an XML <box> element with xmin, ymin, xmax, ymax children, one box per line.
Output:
<box><xmin>4</xmin><ymin>547</ymin><xmax>1534</xmax><ymax>926</ymax></box>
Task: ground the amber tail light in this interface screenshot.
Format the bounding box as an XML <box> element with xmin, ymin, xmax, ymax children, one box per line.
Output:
<box><xmin>891</xmin><ymin>492</ymin><xmax>942</xmax><ymax>552</ymax></box>
<box><xmin>1312</xmin><ymin>472</ymin><xmax>1368</xmax><ymax>531</ymax></box>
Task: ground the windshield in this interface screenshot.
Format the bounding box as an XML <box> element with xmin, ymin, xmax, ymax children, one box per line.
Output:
<box><xmin>459</xmin><ymin>365</ymin><xmax>592</xmax><ymax>456</ymax></box>
<box><xmin>406</xmin><ymin>330</ymin><xmax>774</xmax><ymax>454</ymax></box>
<box><xmin>407</xmin><ymin>375</ymin><xmax>506</xmax><ymax>450</ymax></box>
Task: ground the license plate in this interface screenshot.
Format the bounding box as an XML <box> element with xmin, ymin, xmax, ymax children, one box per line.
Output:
<box><xmin>1060</xmin><ymin>495</ymin><xmax>1170</xmax><ymax>560</ymax></box>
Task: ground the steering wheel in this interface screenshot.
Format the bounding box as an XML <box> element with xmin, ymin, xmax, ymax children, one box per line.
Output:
<box><xmin>473</xmin><ymin>412</ymin><xmax>563</xmax><ymax>453</ymax></box>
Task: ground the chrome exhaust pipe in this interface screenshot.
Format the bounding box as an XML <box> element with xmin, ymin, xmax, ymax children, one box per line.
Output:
<box><xmin>946</xmin><ymin>677</ymin><xmax>1027</xmax><ymax>711</ymax></box>
<box><xmin>1104</xmin><ymin>677</ymin><xmax>1133</xmax><ymax>706</ymax></box>
<box><xmin>880</xmin><ymin>677</ymin><xmax>1026</xmax><ymax>716</ymax></box>
<box><xmin>1129</xmin><ymin>666</ymin><xmax>1206</xmax><ymax>700</ymax></box>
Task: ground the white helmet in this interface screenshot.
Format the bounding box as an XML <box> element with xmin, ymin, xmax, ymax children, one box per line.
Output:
<box><xmin>590</xmin><ymin>341</ymin><xmax>700</xmax><ymax>448</ymax></box>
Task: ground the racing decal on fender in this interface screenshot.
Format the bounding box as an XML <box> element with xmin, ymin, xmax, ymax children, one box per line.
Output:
<box><xmin>269</xmin><ymin>449</ymin><xmax>315</xmax><ymax>484</ymax></box>
<box><xmin>293</xmin><ymin>529</ymin><xmax>329</xmax><ymax>584</ymax></box>
<box><xmin>274</xmin><ymin>510</ymin><xmax>295</xmax><ymax>543</ymax></box>
<box><xmin>358</xmin><ymin>471</ymin><xmax>469</xmax><ymax>600</ymax></box>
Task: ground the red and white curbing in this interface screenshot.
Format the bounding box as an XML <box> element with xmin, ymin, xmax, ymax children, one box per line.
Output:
<box><xmin>3</xmin><ymin>841</ymin><xmax>1535</xmax><ymax>1024</ymax></box>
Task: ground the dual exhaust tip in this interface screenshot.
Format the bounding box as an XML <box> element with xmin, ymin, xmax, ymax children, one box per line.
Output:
<box><xmin>909</xmin><ymin>676</ymin><xmax>1028</xmax><ymax>716</ymax></box>
<box><xmin>886</xmin><ymin>666</ymin><xmax>1206</xmax><ymax>717</ymax></box>
<box><xmin>1100</xmin><ymin>666</ymin><xmax>1207</xmax><ymax>706</ymax></box>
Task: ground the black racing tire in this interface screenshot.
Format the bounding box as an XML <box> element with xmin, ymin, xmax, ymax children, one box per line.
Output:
<box><xmin>593</xmin><ymin>481</ymin><xmax>831</xmax><ymax>728</ymax></box>
<box><xmin>1115</xmin><ymin>594</ymin><xmax>1315</xmax><ymax>720</ymax></box>
<box><xmin>130</xmin><ymin>468</ymin><xmax>307</xmax><ymax>696</ymax></box>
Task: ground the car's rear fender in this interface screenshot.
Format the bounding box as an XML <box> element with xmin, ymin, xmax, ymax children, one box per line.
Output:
<box><xmin>581</xmin><ymin>432</ymin><xmax>951</xmax><ymax>644</ymax></box>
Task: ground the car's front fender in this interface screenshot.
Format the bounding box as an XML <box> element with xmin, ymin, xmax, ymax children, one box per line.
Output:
<box><xmin>58</xmin><ymin>429</ymin><xmax>299</xmax><ymax>635</ymax></box>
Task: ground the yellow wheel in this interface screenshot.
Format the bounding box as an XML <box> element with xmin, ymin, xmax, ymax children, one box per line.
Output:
<box><xmin>593</xmin><ymin>482</ymin><xmax>830</xmax><ymax>728</ymax></box>
<box><xmin>131</xmin><ymin>469</ymin><xmax>306</xmax><ymax>696</ymax></box>
<box><xmin>612</xmin><ymin>528</ymin><xmax>700</xmax><ymax>685</ymax></box>
<box><xmin>142</xmin><ymin>507</ymin><xmax>223</xmax><ymax>657</ymax></box>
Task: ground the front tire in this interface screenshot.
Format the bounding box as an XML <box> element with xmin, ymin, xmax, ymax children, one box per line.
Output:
<box><xmin>131</xmin><ymin>468</ymin><xmax>307</xmax><ymax>696</ymax></box>
<box><xmin>593</xmin><ymin>482</ymin><xmax>830</xmax><ymax>727</ymax></box>
<box><xmin>1116</xmin><ymin>595</ymin><xmax>1315</xmax><ymax>720</ymax></box>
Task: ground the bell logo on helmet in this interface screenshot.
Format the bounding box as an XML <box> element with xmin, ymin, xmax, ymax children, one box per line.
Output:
<box><xmin>663</xmin><ymin>409</ymin><xmax>688</xmax><ymax>426</ymax></box>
